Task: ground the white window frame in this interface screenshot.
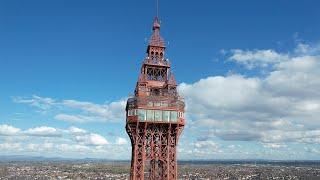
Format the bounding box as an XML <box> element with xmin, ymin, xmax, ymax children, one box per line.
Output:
<box><xmin>138</xmin><ymin>109</ymin><xmax>146</xmax><ymax>121</ymax></box>
<box><xmin>147</xmin><ymin>110</ymin><xmax>154</xmax><ymax>121</ymax></box>
<box><xmin>154</xmin><ymin>110</ymin><xmax>162</xmax><ymax>121</ymax></box>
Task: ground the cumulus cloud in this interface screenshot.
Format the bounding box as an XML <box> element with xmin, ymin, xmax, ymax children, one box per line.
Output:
<box><xmin>0</xmin><ymin>124</ymin><xmax>21</xmax><ymax>136</ymax></box>
<box><xmin>194</xmin><ymin>140</ymin><xmax>218</xmax><ymax>149</ymax></box>
<box><xmin>69</xmin><ymin>126</ymin><xmax>87</xmax><ymax>135</ymax></box>
<box><xmin>27</xmin><ymin>143</ymin><xmax>58</xmax><ymax>152</ymax></box>
<box><xmin>0</xmin><ymin>124</ymin><xmax>131</xmax><ymax>158</ymax></box>
<box><xmin>56</xmin><ymin>144</ymin><xmax>91</xmax><ymax>153</ymax></box>
<box><xmin>0</xmin><ymin>143</ymin><xmax>21</xmax><ymax>151</ymax></box>
<box><xmin>0</xmin><ymin>125</ymin><xmax>63</xmax><ymax>138</ymax></box>
<box><xmin>67</xmin><ymin>127</ymin><xmax>110</xmax><ymax>146</ymax></box>
<box><xmin>179</xmin><ymin>42</ymin><xmax>320</xmax><ymax>146</ymax></box>
<box><xmin>74</xmin><ymin>133</ymin><xmax>109</xmax><ymax>146</ymax></box>
<box><xmin>227</xmin><ymin>49</ymin><xmax>289</xmax><ymax>69</ymax></box>
<box><xmin>179</xmin><ymin>140</ymin><xmax>222</xmax><ymax>158</ymax></box>
<box><xmin>116</xmin><ymin>137</ymin><xmax>128</xmax><ymax>145</ymax></box>
<box><xmin>266</xmin><ymin>55</ymin><xmax>320</xmax><ymax>98</ymax></box>
<box><xmin>24</xmin><ymin>126</ymin><xmax>62</xmax><ymax>137</ymax></box>
<box><xmin>13</xmin><ymin>95</ymin><xmax>126</xmax><ymax>123</ymax></box>
<box><xmin>59</xmin><ymin>126</ymin><xmax>110</xmax><ymax>146</ymax></box>
<box><xmin>227</xmin><ymin>42</ymin><xmax>320</xmax><ymax>70</ymax></box>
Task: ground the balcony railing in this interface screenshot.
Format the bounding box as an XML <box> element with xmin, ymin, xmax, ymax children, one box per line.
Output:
<box><xmin>127</xmin><ymin>96</ymin><xmax>185</xmax><ymax>109</ymax></box>
<box><xmin>143</xmin><ymin>57</ymin><xmax>170</xmax><ymax>67</ymax></box>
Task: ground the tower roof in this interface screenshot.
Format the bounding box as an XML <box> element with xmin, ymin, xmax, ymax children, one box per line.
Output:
<box><xmin>168</xmin><ymin>73</ymin><xmax>176</xmax><ymax>85</ymax></box>
<box><xmin>149</xmin><ymin>17</ymin><xmax>165</xmax><ymax>47</ymax></box>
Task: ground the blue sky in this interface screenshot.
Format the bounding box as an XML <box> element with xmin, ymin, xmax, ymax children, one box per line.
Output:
<box><xmin>1</xmin><ymin>0</ymin><xmax>320</xmax><ymax>160</ymax></box>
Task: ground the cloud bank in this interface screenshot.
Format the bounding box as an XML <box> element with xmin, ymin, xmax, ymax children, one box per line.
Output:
<box><xmin>179</xmin><ymin>42</ymin><xmax>320</xmax><ymax>150</ymax></box>
<box><xmin>0</xmin><ymin>124</ymin><xmax>129</xmax><ymax>159</ymax></box>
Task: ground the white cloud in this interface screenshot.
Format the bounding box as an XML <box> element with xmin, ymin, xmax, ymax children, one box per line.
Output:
<box><xmin>26</xmin><ymin>143</ymin><xmax>39</xmax><ymax>151</ymax></box>
<box><xmin>24</xmin><ymin>126</ymin><xmax>62</xmax><ymax>137</ymax></box>
<box><xmin>73</xmin><ymin>132</ymin><xmax>109</xmax><ymax>146</ymax></box>
<box><xmin>26</xmin><ymin>142</ymin><xmax>55</xmax><ymax>152</ymax></box>
<box><xmin>0</xmin><ymin>124</ymin><xmax>122</xmax><ymax>157</ymax></box>
<box><xmin>61</xmin><ymin>99</ymin><xmax>126</xmax><ymax>122</ymax></box>
<box><xmin>228</xmin><ymin>49</ymin><xmax>289</xmax><ymax>69</ymax></box>
<box><xmin>194</xmin><ymin>140</ymin><xmax>218</xmax><ymax>149</ymax></box>
<box><xmin>69</xmin><ymin>126</ymin><xmax>87</xmax><ymax>135</ymax></box>
<box><xmin>56</xmin><ymin>144</ymin><xmax>91</xmax><ymax>153</ymax></box>
<box><xmin>116</xmin><ymin>137</ymin><xmax>128</xmax><ymax>145</ymax></box>
<box><xmin>54</xmin><ymin>114</ymin><xmax>101</xmax><ymax>123</ymax></box>
<box><xmin>294</xmin><ymin>42</ymin><xmax>320</xmax><ymax>55</ymax></box>
<box><xmin>87</xmin><ymin>133</ymin><xmax>109</xmax><ymax>146</ymax></box>
<box><xmin>0</xmin><ymin>124</ymin><xmax>21</xmax><ymax>136</ymax></box>
<box><xmin>304</xmin><ymin>147</ymin><xmax>320</xmax><ymax>154</ymax></box>
<box><xmin>62</xmin><ymin>100</ymin><xmax>107</xmax><ymax>115</ymax></box>
<box><xmin>261</xmin><ymin>130</ymin><xmax>320</xmax><ymax>144</ymax></box>
<box><xmin>266</xmin><ymin>55</ymin><xmax>320</xmax><ymax>98</ymax></box>
<box><xmin>227</xmin><ymin>42</ymin><xmax>320</xmax><ymax>70</ymax></box>
<box><xmin>179</xmin><ymin>140</ymin><xmax>222</xmax><ymax>158</ymax></box>
<box><xmin>262</xmin><ymin>143</ymin><xmax>287</xmax><ymax>149</ymax></box>
<box><xmin>13</xmin><ymin>95</ymin><xmax>126</xmax><ymax>123</ymax></box>
<box><xmin>0</xmin><ymin>143</ymin><xmax>21</xmax><ymax>150</ymax></box>
<box><xmin>179</xmin><ymin>75</ymin><xmax>261</xmax><ymax>112</ymax></box>
<box><xmin>179</xmin><ymin>42</ymin><xmax>320</xmax><ymax>145</ymax></box>
<box><xmin>12</xmin><ymin>95</ymin><xmax>55</xmax><ymax>111</ymax></box>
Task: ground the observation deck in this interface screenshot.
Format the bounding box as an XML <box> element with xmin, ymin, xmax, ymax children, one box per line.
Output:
<box><xmin>126</xmin><ymin>96</ymin><xmax>185</xmax><ymax>125</ymax></box>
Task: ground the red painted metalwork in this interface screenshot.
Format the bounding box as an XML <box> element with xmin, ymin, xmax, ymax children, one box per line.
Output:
<box><xmin>126</xmin><ymin>17</ymin><xmax>185</xmax><ymax>180</ymax></box>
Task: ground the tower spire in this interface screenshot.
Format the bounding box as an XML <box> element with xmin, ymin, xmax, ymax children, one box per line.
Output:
<box><xmin>149</xmin><ymin>17</ymin><xmax>164</xmax><ymax>48</ymax></box>
<box><xmin>148</xmin><ymin>0</ymin><xmax>164</xmax><ymax>47</ymax></box>
<box><xmin>148</xmin><ymin>18</ymin><xmax>165</xmax><ymax>47</ymax></box>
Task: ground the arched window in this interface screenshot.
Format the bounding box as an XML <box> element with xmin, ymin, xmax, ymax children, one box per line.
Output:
<box><xmin>154</xmin><ymin>52</ymin><xmax>159</xmax><ymax>63</ymax></box>
<box><xmin>151</xmin><ymin>51</ymin><xmax>155</xmax><ymax>62</ymax></box>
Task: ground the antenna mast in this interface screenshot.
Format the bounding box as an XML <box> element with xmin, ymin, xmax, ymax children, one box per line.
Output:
<box><xmin>156</xmin><ymin>0</ymin><xmax>159</xmax><ymax>18</ymax></box>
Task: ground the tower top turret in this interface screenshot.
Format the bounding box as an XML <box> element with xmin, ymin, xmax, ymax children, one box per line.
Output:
<box><xmin>149</xmin><ymin>17</ymin><xmax>165</xmax><ymax>48</ymax></box>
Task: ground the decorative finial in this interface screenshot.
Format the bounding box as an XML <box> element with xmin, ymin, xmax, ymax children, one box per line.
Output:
<box><xmin>153</xmin><ymin>17</ymin><xmax>160</xmax><ymax>30</ymax></box>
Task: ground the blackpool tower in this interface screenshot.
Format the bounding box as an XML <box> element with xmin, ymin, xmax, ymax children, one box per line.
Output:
<box><xmin>125</xmin><ymin>16</ymin><xmax>185</xmax><ymax>180</ymax></box>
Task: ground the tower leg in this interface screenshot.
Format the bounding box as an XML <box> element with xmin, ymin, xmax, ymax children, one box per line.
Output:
<box><xmin>127</xmin><ymin>123</ymin><xmax>183</xmax><ymax>180</ymax></box>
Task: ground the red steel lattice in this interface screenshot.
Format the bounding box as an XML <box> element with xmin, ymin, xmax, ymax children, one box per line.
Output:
<box><xmin>125</xmin><ymin>17</ymin><xmax>185</xmax><ymax>180</ymax></box>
